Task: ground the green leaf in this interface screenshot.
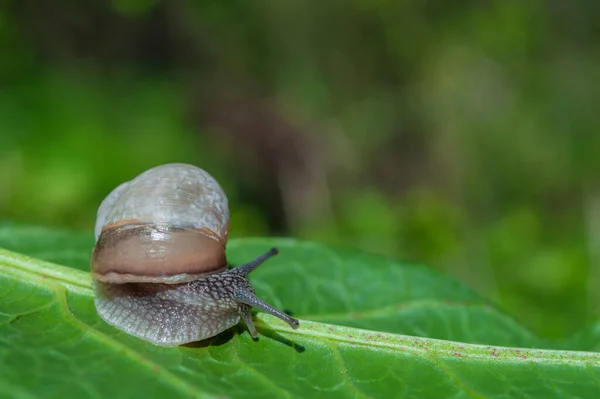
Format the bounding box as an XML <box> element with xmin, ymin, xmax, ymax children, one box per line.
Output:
<box><xmin>1</xmin><ymin>224</ymin><xmax>600</xmax><ymax>398</ymax></box>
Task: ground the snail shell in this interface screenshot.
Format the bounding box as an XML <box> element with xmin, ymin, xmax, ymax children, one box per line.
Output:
<box><xmin>92</xmin><ymin>163</ymin><xmax>229</xmax><ymax>284</ymax></box>
<box><xmin>90</xmin><ymin>163</ymin><xmax>298</xmax><ymax>346</ymax></box>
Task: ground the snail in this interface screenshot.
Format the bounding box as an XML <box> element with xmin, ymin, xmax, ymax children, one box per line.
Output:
<box><xmin>90</xmin><ymin>163</ymin><xmax>299</xmax><ymax>346</ymax></box>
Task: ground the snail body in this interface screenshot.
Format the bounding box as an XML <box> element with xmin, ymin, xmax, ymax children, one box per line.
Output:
<box><xmin>91</xmin><ymin>163</ymin><xmax>298</xmax><ymax>346</ymax></box>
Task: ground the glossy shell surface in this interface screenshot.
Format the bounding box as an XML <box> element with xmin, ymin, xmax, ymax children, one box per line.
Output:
<box><xmin>94</xmin><ymin>163</ymin><xmax>229</xmax><ymax>242</ymax></box>
<box><xmin>91</xmin><ymin>163</ymin><xmax>230</xmax><ymax>283</ymax></box>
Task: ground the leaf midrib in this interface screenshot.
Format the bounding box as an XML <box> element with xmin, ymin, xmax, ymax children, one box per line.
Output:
<box><xmin>262</xmin><ymin>317</ymin><xmax>600</xmax><ymax>365</ymax></box>
<box><xmin>2</xmin><ymin>247</ymin><xmax>600</xmax><ymax>368</ymax></box>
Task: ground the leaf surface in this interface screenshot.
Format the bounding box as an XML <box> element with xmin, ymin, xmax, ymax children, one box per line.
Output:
<box><xmin>1</xmin><ymin>224</ymin><xmax>599</xmax><ymax>398</ymax></box>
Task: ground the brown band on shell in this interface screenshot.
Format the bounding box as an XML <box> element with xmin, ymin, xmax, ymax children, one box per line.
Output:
<box><xmin>91</xmin><ymin>223</ymin><xmax>227</xmax><ymax>284</ymax></box>
<box><xmin>101</xmin><ymin>218</ymin><xmax>147</xmax><ymax>231</ymax></box>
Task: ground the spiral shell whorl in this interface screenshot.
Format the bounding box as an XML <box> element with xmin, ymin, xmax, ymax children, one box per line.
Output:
<box><xmin>94</xmin><ymin>163</ymin><xmax>229</xmax><ymax>244</ymax></box>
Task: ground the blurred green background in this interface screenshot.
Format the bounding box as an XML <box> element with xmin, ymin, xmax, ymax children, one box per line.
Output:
<box><xmin>1</xmin><ymin>1</ymin><xmax>599</xmax><ymax>341</ymax></box>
